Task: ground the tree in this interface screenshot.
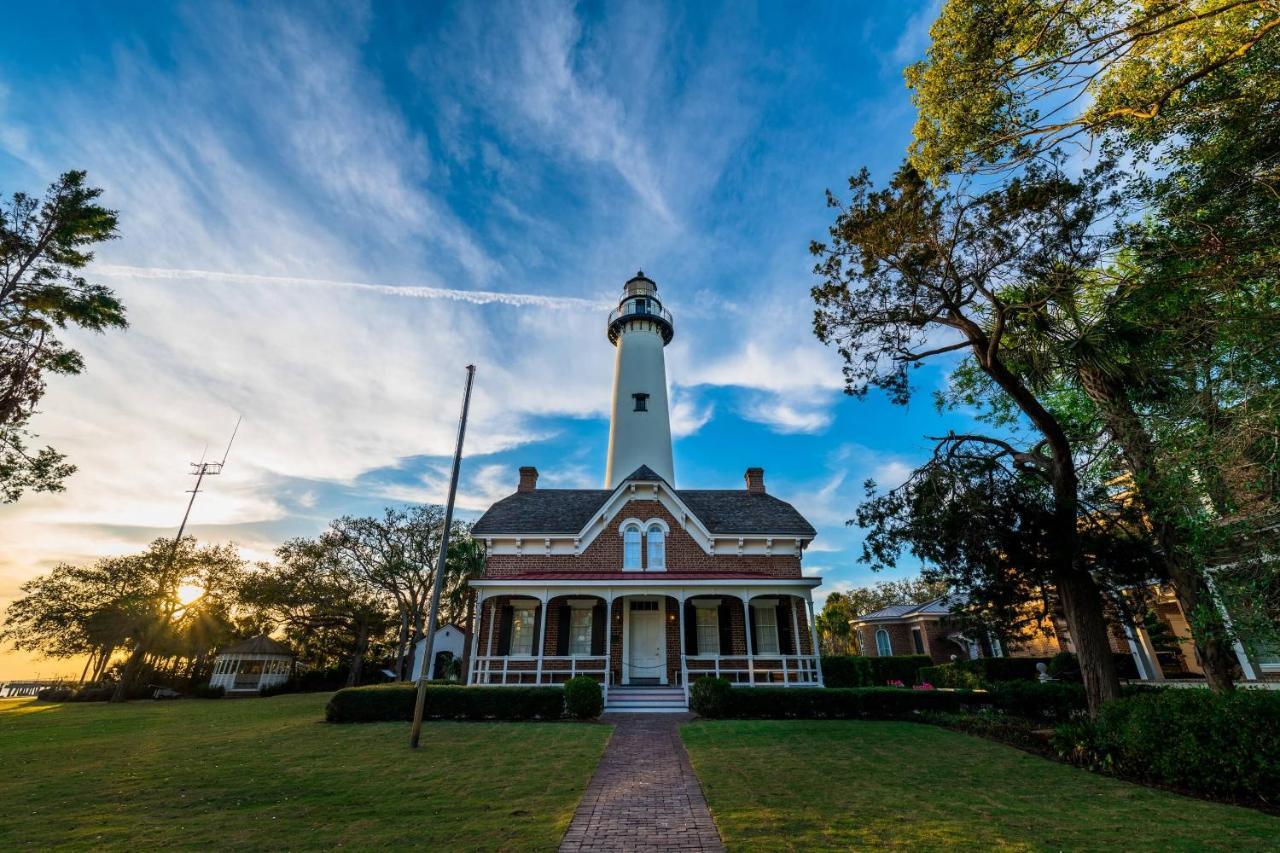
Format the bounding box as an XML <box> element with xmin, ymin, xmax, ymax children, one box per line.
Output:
<box><xmin>811</xmin><ymin>159</ymin><xmax>1126</xmax><ymax>712</ymax></box>
<box><xmin>241</xmin><ymin>537</ymin><xmax>390</xmax><ymax>687</ymax></box>
<box><xmin>905</xmin><ymin>0</ymin><xmax>1280</xmax><ymax>178</ymax></box>
<box><xmin>1</xmin><ymin>170</ymin><xmax>126</xmax><ymax>502</ymax></box>
<box><xmin>443</xmin><ymin>533</ymin><xmax>486</xmax><ymax>676</ymax></box>
<box><xmin>816</xmin><ymin>577</ymin><xmax>949</xmax><ymax>654</ymax></box>
<box><xmin>110</xmin><ymin>538</ymin><xmax>245</xmax><ymax>700</ymax></box>
<box><xmin>327</xmin><ymin>506</ymin><xmax>455</xmax><ymax>681</ymax></box>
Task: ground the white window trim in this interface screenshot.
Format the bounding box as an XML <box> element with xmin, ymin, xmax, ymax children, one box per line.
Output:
<box><xmin>696</xmin><ymin>605</ymin><xmax>720</xmax><ymax>656</ymax></box>
<box><xmin>645</xmin><ymin>520</ymin><xmax>667</xmax><ymax>572</ymax></box>
<box><xmin>620</xmin><ymin>519</ymin><xmax>643</xmax><ymax>571</ymax></box>
<box><xmin>752</xmin><ymin>602</ymin><xmax>780</xmax><ymax>655</ymax></box>
<box><xmin>875</xmin><ymin>628</ymin><xmax>892</xmax><ymax>657</ymax></box>
<box><xmin>509</xmin><ymin>601</ymin><xmax>537</xmax><ymax>658</ymax></box>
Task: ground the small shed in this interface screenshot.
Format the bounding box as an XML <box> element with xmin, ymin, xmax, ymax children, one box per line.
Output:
<box><xmin>409</xmin><ymin>624</ymin><xmax>467</xmax><ymax>681</ymax></box>
<box><xmin>210</xmin><ymin>635</ymin><xmax>294</xmax><ymax>694</ymax></box>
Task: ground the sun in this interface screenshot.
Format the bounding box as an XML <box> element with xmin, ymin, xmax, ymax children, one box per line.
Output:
<box><xmin>176</xmin><ymin>583</ymin><xmax>205</xmax><ymax>606</ymax></box>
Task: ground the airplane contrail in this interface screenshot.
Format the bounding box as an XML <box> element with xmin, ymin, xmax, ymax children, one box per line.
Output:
<box><xmin>92</xmin><ymin>264</ymin><xmax>611</xmax><ymax>311</ymax></box>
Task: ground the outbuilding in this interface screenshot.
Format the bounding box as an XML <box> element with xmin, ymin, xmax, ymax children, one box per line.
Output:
<box><xmin>209</xmin><ymin>635</ymin><xmax>294</xmax><ymax>694</ymax></box>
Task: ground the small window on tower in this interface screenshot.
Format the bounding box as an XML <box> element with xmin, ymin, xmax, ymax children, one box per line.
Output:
<box><xmin>632</xmin><ymin>393</ymin><xmax>649</xmax><ymax>412</ymax></box>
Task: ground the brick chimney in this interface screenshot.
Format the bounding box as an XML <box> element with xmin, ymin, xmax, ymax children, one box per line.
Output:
<box><xmin>518</xmin><ymin>466</ymin><xmax>539</xmax><ymax>493</ymax></box>
<box><xmin>744</xmin><ymin>467</ymin><xmax>766</xmax><ymax>494</ymax></box>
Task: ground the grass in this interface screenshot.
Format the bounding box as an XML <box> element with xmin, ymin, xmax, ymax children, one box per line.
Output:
<box><xmin>681</xmin><ymin>719</ymin><xmax>1280</xmax><ymax>852</ymax></box>
<box><xmin>0</xmin><ymin>693</ymin><xmax>610</xmax><ymax>851</ymax></box>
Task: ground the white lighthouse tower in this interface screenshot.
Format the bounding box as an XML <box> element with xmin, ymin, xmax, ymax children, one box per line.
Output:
<box><xmin>604</xmin><ymin>271</ymin><xmax>676</xmax><ymax>488</ymax></box>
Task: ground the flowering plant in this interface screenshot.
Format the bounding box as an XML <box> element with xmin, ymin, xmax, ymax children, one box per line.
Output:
<box><xmin>886</xmin><ymin>679</ymin><xmax>906</xmax><ymax>688</ymax></box>
<box><xmin>913</xmin><ymin>682</ymin><xmax>935</xmax><ymax>691</ymax></box>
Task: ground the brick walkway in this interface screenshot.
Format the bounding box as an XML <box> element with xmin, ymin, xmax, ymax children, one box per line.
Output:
<box><xmin>559</xmin><ymin>714</ymin><xmax>724</xmax><ymax>852</ymax></box>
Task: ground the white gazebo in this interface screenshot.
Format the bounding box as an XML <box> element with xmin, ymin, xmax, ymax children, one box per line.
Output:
<box><xmin>209</xmin><ymin>635</ymin><xmax>294</xmax><ymax>694</ymax></box>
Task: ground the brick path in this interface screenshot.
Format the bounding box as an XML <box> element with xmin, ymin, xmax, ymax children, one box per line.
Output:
<box><xmin>559</xmin><ymin>714</ymin><xmax>724</xmax><ymax>852</ymax></box>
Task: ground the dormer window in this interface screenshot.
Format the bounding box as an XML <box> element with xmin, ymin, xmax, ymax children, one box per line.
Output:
<box><xmin>623</xmin><ymin>524</ymin><xmax>642</xmax><ymax>569</ymax></box>
<box><xmin>632</xmin><ymin>393</ymin><xmax>649</xmax><ymax>412</ymax></box>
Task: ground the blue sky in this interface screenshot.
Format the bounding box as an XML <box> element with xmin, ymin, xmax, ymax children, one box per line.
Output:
<box><xmin>0</xmin><ymin>1</ymin><xmax>971</xmax><ymax>677</ymax></box>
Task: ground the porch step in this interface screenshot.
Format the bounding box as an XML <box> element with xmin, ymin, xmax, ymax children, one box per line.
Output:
<box><xmin>604</xmin><ymin>686</ymin><xmax>687</xmax><ymax>714</ymax></box>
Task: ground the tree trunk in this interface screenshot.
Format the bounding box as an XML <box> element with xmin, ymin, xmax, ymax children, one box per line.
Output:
<box><xmin>347</xmin><ymin>619</ymin><xmax>369</xmax><ymax>688</ymax></box>
<box><xmin>78</xmin><ymin>651</ymin><xmax>95</xmax><ymax>684</ymax></box>
<box><xmin>1079</xmin><ymin>366</ymin><xmax>1237</xmax><ymax>690</ymax></box>
<box><xmin>1054</xmin><ymin>565</ymin><xmax>1121</xmax><ymax>715</ymax></box>
<box><xmin>92</xmin><ymin>644</ymin><xmax>113</xmax><ymax>682</ymax></box>
<box><xmin>394</xmin><ymin>611</ymin><xmax>410</xmax><ymax>681</ymax></box>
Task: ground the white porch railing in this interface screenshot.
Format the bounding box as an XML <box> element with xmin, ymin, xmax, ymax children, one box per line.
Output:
<box><xmin>472</xmin><ymin>655</ymin><xmax>608</xmax><ymax>686</ymax></box>
<box><xmin>681</xmin><ymin>654</ymin><xmax>821</xmax><ymax>702</ymax></box>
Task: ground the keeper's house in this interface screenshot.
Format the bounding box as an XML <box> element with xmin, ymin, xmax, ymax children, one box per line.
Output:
<box><xmin>465</xmin><ymin>273</ymin><xmax>823</xmax><ymax>712</ymax></box>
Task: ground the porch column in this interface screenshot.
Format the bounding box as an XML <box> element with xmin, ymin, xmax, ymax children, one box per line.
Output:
<box><xmin>806</xmin><ymin>596</ymin><xmax>824</xmax><ymax>687</ymax></box>
<box><xmin>535</xmin><ymin>593</ymin><xmax>549</xmax><ymax>685</ymax></box>
<box><xmin>1205</xmin><ymin>571</ymin><xmax>1260</xmax><ymax>681</ymax></box>
<box><xmin>789</xmin><ymin>596</ymin><xmax>802</xmax><ymax>684</ymax></box>
<box><xmin>604</xmin><ymin>592</ymin><xmax>613</xmax><ymax>705</ymax></box>
<box><xmin>677</xmin><ymin>593</ymin><xmax>688</xmax><ymax>702</ymax></box>
<box><xmin>484</xmin><ymin>599</ymin><xmax>498</xmax><ymax>684</ymax></box>
<box><xmin>742</xmin><ymin>597</ymin><xmax>755</xmax><ymax>684</ymax></box>
<box><xmin>466</xmin><ymin>592</ymin><xmax>484</xmax><ymax>686</ymax></box>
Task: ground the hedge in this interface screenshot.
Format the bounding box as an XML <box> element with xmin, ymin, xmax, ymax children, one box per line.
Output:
<box><xmin>325</xmin><ymin>683</ymin><xmax>566</xmax><ymax>723</ymax></box>
<box><xmin>1052</xmin><ymin>688</ymin><xmax>1280</xmax><ymax>804</ymax></box>
<box><xmin>920</xmin><ymin>657</ymin><xmax>1051</xmax><ymax>687</ymax></box>
<box><xmin>821</xmin><ymin>655</ymin><xmax>933</xmax><ymax>688</ymax></box>
<box><xmin>692</xmin><ymin>681</ymin><xmax>987</xmax><ymax>719</ymax></box>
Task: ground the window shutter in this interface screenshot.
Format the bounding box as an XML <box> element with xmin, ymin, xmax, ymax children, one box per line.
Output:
<box><xmin>531</xmin><ymin>605</ymin><xmax>542</xmax><ymax>656</ymax></box>
<box><xmin>777</xmin><ymin>602</ymin><xmax>794</xmax><ymax>655</ymax></box>
<box><xmin>684</xmin><ymin>600</ymin><xmax>697</xmax><ymax>655</ymax></box>
<box><xmin>556</xmin><ymin>605</ymin><xmax>571</xmax><ymax>656</ymax></box>
<box><xmin>748</xmin><ymin>605</ymin><xmax>758</xmax><ymax>653</ymax></box>
<box><xmin>591</xmin><ymin>603</ymin><xmax>606</xmax><ymax>656</ymax></box>
<box><xmin>718</xmin><ymin>602</ymin><xmax>734</xmax><ymax>655</ymax></box>
<box><xmin>497</xmin><ymin>605</ymin><xmax>514</xmax><ymax>656</ymax></box>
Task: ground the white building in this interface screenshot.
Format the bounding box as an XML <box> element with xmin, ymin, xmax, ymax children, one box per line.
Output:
<box><xmin>409</xmin><ymin>623</ymin><xmax>468</xmax><ymax>681</ymax></box>
<box><xmin>209</xmin><ymin>635</ymin><xmax>294</xmax><ymax>694</ymax></box>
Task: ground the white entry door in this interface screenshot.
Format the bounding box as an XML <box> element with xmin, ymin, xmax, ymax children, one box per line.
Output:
<box><xmin>626</xmin><ymin>600</ymin><xmax>665</xmax><ymax>684</ymax></box>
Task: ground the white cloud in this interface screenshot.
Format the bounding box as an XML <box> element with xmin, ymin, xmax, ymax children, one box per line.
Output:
<box><xmin>740</xmin><ymin>393</ymin><xmax>834</xmax><ymax>434</ymax></box>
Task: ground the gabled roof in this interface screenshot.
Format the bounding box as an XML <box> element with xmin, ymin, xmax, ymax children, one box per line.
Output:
<box><xmin>857</xmin><ymin>595</ymin><xmax>965</xmax><ymax>622</ymax></box>
<box><xmin>218</xmin><ymin>635</ymin><xmax>293</xmax><ymax>657</ymax></box>
<box><xmin>471</xmin><ymin>470</ymin><xmax>816</xmax><ymax>538</ymax></box>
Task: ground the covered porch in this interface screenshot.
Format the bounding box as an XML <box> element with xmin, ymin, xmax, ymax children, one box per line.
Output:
<box><xmin>466</xmin><ymin>576</ymin><xmax>824</xmax><ymax>707</ymax></box>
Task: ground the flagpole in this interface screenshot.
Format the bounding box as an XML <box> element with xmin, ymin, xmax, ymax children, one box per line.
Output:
<box><xmin>410</xmin><ymin>364</ymin><xmax>476</xmax><ymax>748</ymax></box>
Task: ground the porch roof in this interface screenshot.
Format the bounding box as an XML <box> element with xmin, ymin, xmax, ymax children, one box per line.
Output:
<box><xmin>471</xmin><ymin>573</ymin><xmax>821</xmax><ymax>589</ymax></box>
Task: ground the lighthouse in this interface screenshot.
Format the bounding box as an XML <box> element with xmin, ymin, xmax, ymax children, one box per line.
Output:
<box><xmin>604</xmin><ymin>271</ymin><xmax>675</xmax><ymax>488</ymax></box>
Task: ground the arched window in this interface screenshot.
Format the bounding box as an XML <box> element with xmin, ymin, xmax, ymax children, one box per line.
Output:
<box><xmin>646</xmin><ymin>524</ymin><xmax>665</xmax><ymax>570</ymax></box>
<box><xmin>875</xmin><ymin>628</ymin><xmax>892</xmax><ymax>657</ymax></box>
<box><xmin>623</xmin><ymin>524</ymin><xmax>642</xmax><ymax>569</ymax></box>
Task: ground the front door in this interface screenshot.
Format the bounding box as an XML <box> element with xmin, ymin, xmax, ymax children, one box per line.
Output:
<box><xmin>626</xmin><ymin>599</ymin><xmax>666</xmax><ymax>684</ymax></box>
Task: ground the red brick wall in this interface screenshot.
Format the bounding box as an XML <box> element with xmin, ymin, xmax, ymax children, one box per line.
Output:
<box><xmin>484</xmin><ymin>500</ymin><xmax>803</xmax><ymax>578</ymax></box>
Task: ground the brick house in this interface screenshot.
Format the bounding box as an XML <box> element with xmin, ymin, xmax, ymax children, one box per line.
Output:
<box><xmin>463</xmin><ymin>273</ymin><xmax>823</xmax><ymax>711</ymax></box>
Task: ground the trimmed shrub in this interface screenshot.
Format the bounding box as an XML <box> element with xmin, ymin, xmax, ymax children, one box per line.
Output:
<box><xmin>821</xmin><ymin>655</ymin><xmax>933</xmax><ymax>687</ymax></box>
<box><xmin>564</xmin><ymin>677</ymin><xmax>603</xmax><ymax>720</ymax></box>
<box><xmin>706</xmin><ymin>686</ymin><xmax>985</xmax><ymax>719</ymax></box>
<box><xmin>1047</xmin><ymin>651</ymin><xmax>1140</xmax><ymax>682</ymax></box>
<box><xmin>36</xmin><ymin>686</ymin><xmax>75</xmax><ymax>702</ymax></box>
<box><xmin>1052</xmin><ymin>688</ymin><xmax>1280</xmax><ymax>804</ymax></box>
<box><xmin>918</xmin><ymin>664</ymin><xmax>985</xmax><ymax>690</ymax></box>
<box><xmin>690</xmin><ymin>677</ymin><xmax>733</xmax><ymax>718</ymax></box>
<box><xmin>325</xmin><ymin>683</ymin><xmax>564</xmax><ymax>723</ymax></box>
<box><xmin>193</xmin><ymin>683</ymin><xmax>225</xmax><ymax>699</ymax></box>
<box><xmin>987</xmin><ymin>680</ymin><xmax>1085</xmax><ymax>722</ymax></box>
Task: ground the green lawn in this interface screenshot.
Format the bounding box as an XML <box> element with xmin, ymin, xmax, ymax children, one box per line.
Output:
<box><xmin>682</xmin><ymin>720</ymin><xmax>1280</xmax><ymax>852</ymax></box>
<box><xmin>0</xmin><ymin>694</ymin><xmax>610</xmax><ymax>851</ymax></box>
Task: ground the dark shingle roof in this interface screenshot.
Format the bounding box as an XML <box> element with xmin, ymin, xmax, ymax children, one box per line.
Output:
<box><xmin>471</xmin><ymin>479</ymin><xmax>816</xmax><ymax>537</ymax></box>
<box><xmin>218</xmin><ymin>635</ymin><xmax>293</xmax><ymax>657</ymax></box>
<box><xmin>858</xmin><ymin>595</ymin><xmax>966</xmax><ymax>621</ymax></box>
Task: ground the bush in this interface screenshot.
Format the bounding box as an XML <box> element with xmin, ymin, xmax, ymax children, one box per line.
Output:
<box><xmin>918</xmin><ymin>664</ymin><xmax>986</xmax><ymax>690</ymax></box>
<box><xmin>821</xmin><ymin>655</ymin><xmax>933</xmax><ymax>687</ymax></box>
<box><xmin>690</xmin><ymin>677</ymin><xmax>733</xmax><ymax>718</ymax></box>
<box><xmin>564</xmin><ymin>676</ymin><xmax>603</xmax><ymax>720</ymax></box>
<box><xmin>699</xmin><ymin>686</ymin><xmax>986</xmax><ymax>719</ymax></box>
<box><xmin>1047</xmin><ymin>651</ymin><xmax>1140</xmax><ymax>681</ymax></box>
<box><xmin>987</xmin><ymin>680</ymin><xmax>1085</xmax><ymax>722</ymax></box>
<box><xmin>1052</xmin><ymin>688</ymin><xmax>1280</xmax><ymax>804</ymax></box>
<box><xmin>193</xmin><ymin>683</ymin><xmax>225</xmax><ymax>699</ymax></box>
<box><xmin>325</xmin><ymin>683</ymin><xmax>565</xmax><ymax>723</ymax></box>
<box><xmin>36</xmin><ymin>686</ymin><xmax>75</xmax><ymax>702</ymax></box>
